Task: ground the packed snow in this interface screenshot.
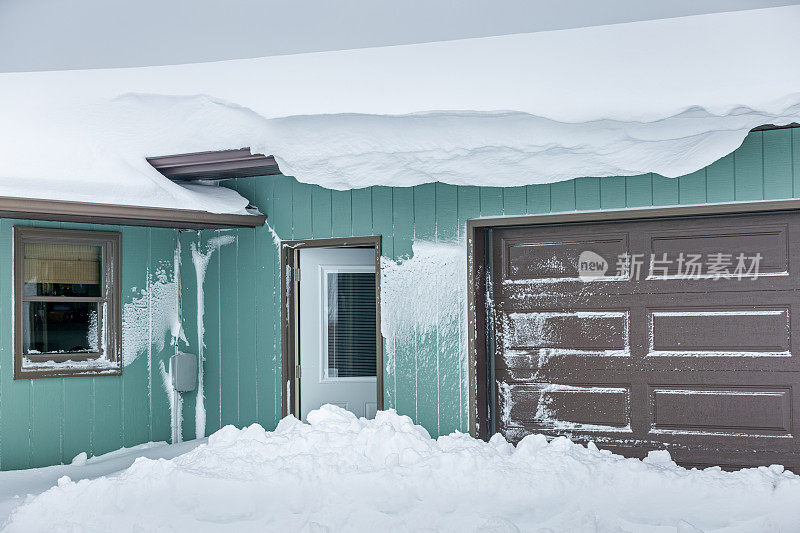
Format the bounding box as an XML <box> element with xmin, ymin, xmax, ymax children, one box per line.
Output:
<box><xmin>380</xmin><ymin>242</ymin><xmax>468</xmax><ymax>422</ymax></box>
<box><xmin>0</xmin><ymin>439</ymin><xmax>204</xmax><ymax>525</ymax></box>
<box><xmin>190</xmin><ymin>233</ymin><xmax>236</xmax><ymax>439</ymax></box>
<box><xmin>2</xmin><ymin>405</ymin><xmax>799</xmax><ymax>532</ymax></box>
<box><xmin>1</xmin><ymin>7</ymin><xmax>799</xmax><ymax>211</ymax></box>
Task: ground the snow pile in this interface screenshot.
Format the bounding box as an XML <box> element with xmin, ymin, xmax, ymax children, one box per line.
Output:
<box><xmin>4</xmin><ymin>405</ymin><xmax>799</xmax><ymax>532</ymax></box>
<box><xmin>1</xmin><ymin>6</ymin><xmax>800</xmax><ymax>209</ymax></box>
<box><xmin>0</xmin><ymin>440</ymin><xmax>204</xmax><ymax>524</ymax></box>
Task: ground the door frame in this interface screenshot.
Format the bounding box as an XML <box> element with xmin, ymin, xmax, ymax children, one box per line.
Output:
<box><xmin>280</xmin><ymin>235</ymin><xmax>383</xmax><ymax>418</ymax></box>
<box><xmin>466</xmin><ymin>198</ymin><xmax>800</xmax><ymax>441</ymax></box>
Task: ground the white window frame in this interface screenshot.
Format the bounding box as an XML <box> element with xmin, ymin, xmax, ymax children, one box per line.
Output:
<box><xmin>318</xmin><ymin>264</ymin><xmax>378</xmax><ymax>384</ymax></box>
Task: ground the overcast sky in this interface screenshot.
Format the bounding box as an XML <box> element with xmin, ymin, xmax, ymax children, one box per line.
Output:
<box><xmin>1</xmin><ymin>0</ymin><xmax>797</xmax><ymax>72</ymax></box>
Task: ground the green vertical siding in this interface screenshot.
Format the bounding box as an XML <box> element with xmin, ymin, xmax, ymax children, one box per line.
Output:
<box><xmin>148</xmin><ymin>228</ymin><xmax>179</xmax><ymax>444</ymax></box>
<box><xmin>0</xmin><ymin>221</ymin><xmax>180</xmax><ymax>469</ymax></box>
<box><xmin>575</xmin><ymin>177</ymin><xmax>600</xmax><ymax>210</ymax></box>
<box><xmin>199</xmin><ymin>129</ymin><xmax>800</xmax><ymax>439</ymax></box>
<box><xmin>1</xmin><ymin>129</ymin><xmax>799</xmax><ymax>470</ymax></box>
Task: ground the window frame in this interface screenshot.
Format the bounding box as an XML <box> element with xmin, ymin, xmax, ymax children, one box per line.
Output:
<box><xmin>319</xmin><ymin>265</ymin><xmax>378</xmax><ymax>383</ymax></box>
<box><xmin>14</xmin><ymin>226</ymin><xmax>122</xmax><ymax>379</ymax></box>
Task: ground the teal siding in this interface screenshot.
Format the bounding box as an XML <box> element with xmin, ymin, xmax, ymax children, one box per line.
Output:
<box><xmin>1</xmin><ymin>129</ymin><xmax>798</xmax><ymax>470</ymax></box>
<box><xmin>0</xmin><ymin>221</ymin><xmax>180</xmax><ymax>470</ymax></box>
<box><xmin>200</xmin><ymin>129</ymin><xmax>800</xmax><ymax>440</ymax></box>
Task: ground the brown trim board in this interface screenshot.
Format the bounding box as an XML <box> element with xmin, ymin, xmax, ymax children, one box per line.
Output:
<box><xmin>147</xmin><ymin>148</ymin><xmax>281</xmax><ymax>181</ymax></box>
<box><xmin>466</xmin><ymin>197</ymin><xmax>800</xmax><ymax>439</ymax></box>
<box><xmin>280</xmin><ymin>236</ymin><xmax>384</xmax><ymax>419</ymax></box>
<box><xmin>0</xmin><ymin>195</ymin><xmax>265</xmax><ymax>229</ymax></box>
<box><xmin>14</xmin><ymin>226</ymin><xmax>123</xmax><ymax>379</ymax></box>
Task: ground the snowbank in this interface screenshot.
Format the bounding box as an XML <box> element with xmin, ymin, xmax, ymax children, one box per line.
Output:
<box><xmin>0</xmin><ymin>439</ymin><xmax>204</xmax><ymax>524</ymax></box>
<box><xmin>1</xmin><ymin>6</ymin><xmax>799</xmax><ymax>209</ymax></box>
<box><xmin>3</xmin><ymin>405</ymin><xmax>799</xmax><ymax>532</ymax></box>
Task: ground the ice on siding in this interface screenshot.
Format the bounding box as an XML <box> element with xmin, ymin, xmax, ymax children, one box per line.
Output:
<box><xmin>20</xmin><ymin>356</ymin><xmax>118</xmax><ymax>372</ymax></box>
<box><xmin>1</xmin><ymin>7</ymin><xmax>800</xmax><ymax>208</ymax></box>
<box><xmin>380</xmin><ymin>241</ymin><xmax>467</xmax><ymax>417</ymax></box>
<box><xmin>190</xmin><ymin>233</ymin><xmax>236</xmax><ymax>440</ymax></box>
<box><xmin>146</xmin><ymin>240</ymin><xmax>186</xmax><ymax>445</ymax></box>
<box><xmin>159</xmin><ymin>359</ymin><xmax>182</xmax><ymax>444</ymax></box>
<box><xmin>2</xmin><ymin>405</ymin><xmax>799</xmax><ymax>531</ymax></box>
<box><xmin>264</xmin><ymin>221</ymin><xmax>281</xmax><ymax>248</ymax></box>
<box><xmin>121</xmin><ymin>262</ymin><xmax>185</xmax><ymax>367</ymax></box>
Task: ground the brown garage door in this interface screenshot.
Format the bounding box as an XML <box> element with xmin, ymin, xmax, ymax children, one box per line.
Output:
<box><xmin>490</xmin><ymin>211</ymin><xmax>800</xmax><ymax>469</ymax></box>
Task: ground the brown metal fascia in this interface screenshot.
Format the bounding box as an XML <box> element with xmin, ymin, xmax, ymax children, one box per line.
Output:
<box><xmin>147</xmin><ymin>149</ymin><xmax>281</xmax><ymax>180</ymax></box>
<box><xmin>467</xmin><ymin>198</ymin><xmax>800</xmax><ymax>230</ymax></box>
<box><xmin>0</xmin><ymin>196</ymin><xmax>266</xmax><ymax>229</ymax></box>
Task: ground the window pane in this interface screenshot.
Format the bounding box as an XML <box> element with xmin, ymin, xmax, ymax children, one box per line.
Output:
<box><xmin>327</xmin><ymin>272</ymin><xmax>376</xmax><ymax>378</ymax></box>
<box><xmin>22</xmin><ymin>301</ymin><xmax>99</xmax><ymax>354</ymax></box>
<box><xmin>23</xmin><ymin>243</ymin><xmax>101</xmax><ymax>297</ymax></box>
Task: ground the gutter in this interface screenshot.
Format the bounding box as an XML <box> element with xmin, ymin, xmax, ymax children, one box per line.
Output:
<box><xmin>0</xmin><ymin>195</ymin><xmax>266</xmax><ymax>229</ymax></box>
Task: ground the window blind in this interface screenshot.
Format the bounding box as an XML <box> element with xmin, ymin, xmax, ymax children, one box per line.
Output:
<box><xmin>327</xmin><ymin>272</ymin><xmax>376</xmax><ymax>378</ymax></box>
<box><xmin>23</xmin><ymin>243</ymin><xmax>101</xmax><ymax>285</ymax></box>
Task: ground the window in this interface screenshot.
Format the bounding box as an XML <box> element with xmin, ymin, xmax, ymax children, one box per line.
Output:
<box><xmin>323</xmin><ymin>268</ymin><xmax>377</xmax><ymax>380</ymax></box>
<box><xmin>14</xmin><ymin>227</ymin><xmax>121</xmax><ymax>378</ymax></box>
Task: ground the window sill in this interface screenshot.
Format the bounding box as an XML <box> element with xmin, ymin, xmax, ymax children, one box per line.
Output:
<box><xmin>16</xmin><ymin>356</ymin><xmax>122</xmax><ymax>379</ymax></box>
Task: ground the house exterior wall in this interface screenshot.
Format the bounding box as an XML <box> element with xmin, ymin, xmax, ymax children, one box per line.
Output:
<box><xmin>1</xmin><ymin>127</ymin><xmax>797</xmax><ymax>470</ymax></box>
<box><xmin>0</xmin><ymin>221</ymin><xmax>180</xmax><ymax>470</ymax></box>
<box><xmin>204</xmin><ymin>127</ymin><xmax>800</xmax><ymax>440</ymax></box>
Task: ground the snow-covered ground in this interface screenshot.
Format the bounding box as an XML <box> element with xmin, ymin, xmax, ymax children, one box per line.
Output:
<box><xmin>1</xmin><ymin>405</ymin><xmax>798</xmax><ymax>532</ymax></box>
<box><xmin>0</xmin><ymin>439</ymin><xmax>205</xmax><ymax>526</ymax></box>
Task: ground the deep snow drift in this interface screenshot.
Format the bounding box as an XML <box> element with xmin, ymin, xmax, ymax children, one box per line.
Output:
<box><xmin>3</xmin><ymin>405</ymin><xmax>798</xmax><ymax>532</ymax></box>
<box><xmin>1</xmin><ymin>6</ymin><xmax>799</xmax><ymax>211</ymax></box>
<box><xmin>0</xmin><ymin>439</ymin><xmax>204</xmax><ymax>525</ymax></box>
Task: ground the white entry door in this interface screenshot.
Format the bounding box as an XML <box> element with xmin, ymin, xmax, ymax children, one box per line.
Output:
<box><xmin>299</xmin><ymin>247</ymin><xmax>378</xmax><ymax>421</ymax></box>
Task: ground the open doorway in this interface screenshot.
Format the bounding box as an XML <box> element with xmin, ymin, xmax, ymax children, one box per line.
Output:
<box><xmin>280</xmin><ymin>236</ymin><xmax>382</xmax><ymax>421</ymax></box>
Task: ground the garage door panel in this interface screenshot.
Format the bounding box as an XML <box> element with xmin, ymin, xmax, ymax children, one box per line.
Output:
<box><xmin>637</xmin><ymin>371</ymin><xmax>799</xmax><ymax>467</ymax></box>
<box><xmin>649</xmin><ymin>385</ymin><xmax>792</xmax><ymax>437</ymax></box>
<box><xmin>496</xmin><ymin>306</ymin><xmax>636</xmax><ymax>375</ymax></box>
<box><xmin>496</xmin><ymin>351</ymin><xmax>636</xmax><ymax>380</ymax></box>
<box><xmin>574</xmin><ymin>443</ymin><xmax>799</xmax><ymax>471</ymax></box>
<box><xmin>648</xmin><ymin>307</ymin><xmax>790</xmax><ymax>355</ymax></box>
<box><xmin>499</xmin><ymin>382</ymin><xmax>632</xmax><ymax>433</ymax></box>
<box><xmin>644</xmin><ymin>222</ymin><xmax>789</xmax><ymax>277</ymax></box>
<box><xmin>497</xmin><ymin>289</ymin><xmax>636</xmax><ymax>313</ymax></box>
<box><xmin>501</xmin><ymin>231</ymin><xmax>630</xmax><ymax>282</ymax></box>
<box><xmin>501</xmin><ymin>277</ymin><xmax>799</xmax><ymax>301</ymax></box>
<box><xmin>640</xmin><ymin>291</ymin><xmax>800</xmax><ymax>371</ymax></box>
<box><xmin>503</xmin><ymin>310</ymin><xmax>629</xmax><ymax>352</ymax></box>
<box><xmin>489</xmin><ymin>211</ymin><xmax>800</xmax><ymax>469</ymax></box>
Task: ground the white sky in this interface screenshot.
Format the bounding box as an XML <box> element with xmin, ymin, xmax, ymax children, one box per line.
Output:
<box><xmin>1</xmin><ymin>0</ymin><xmax>797</xmax><ymax>72</ymax></box>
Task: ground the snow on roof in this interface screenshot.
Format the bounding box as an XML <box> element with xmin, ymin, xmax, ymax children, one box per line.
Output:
<box><xmin>1</xmin><ymin>6</ymin><xmax>799</xmax><ymax>212</ymax></box>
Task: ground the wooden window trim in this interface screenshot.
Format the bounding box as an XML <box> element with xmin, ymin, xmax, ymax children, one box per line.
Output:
<box><xmin>14</xmin><ymin>226</ymin><xmax>122</xmax><ymax>379</ymax></box>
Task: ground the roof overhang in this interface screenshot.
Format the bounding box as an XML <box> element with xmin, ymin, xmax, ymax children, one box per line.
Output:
<box><xmin>147</xmin><ymin>148</ymin><xmax>280</xmax><ymax>181</ymax></box>
<box><xmin>0</xmin><ymin>196</ymin><xmax>266</xmax><ymax>229</ymax></box>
